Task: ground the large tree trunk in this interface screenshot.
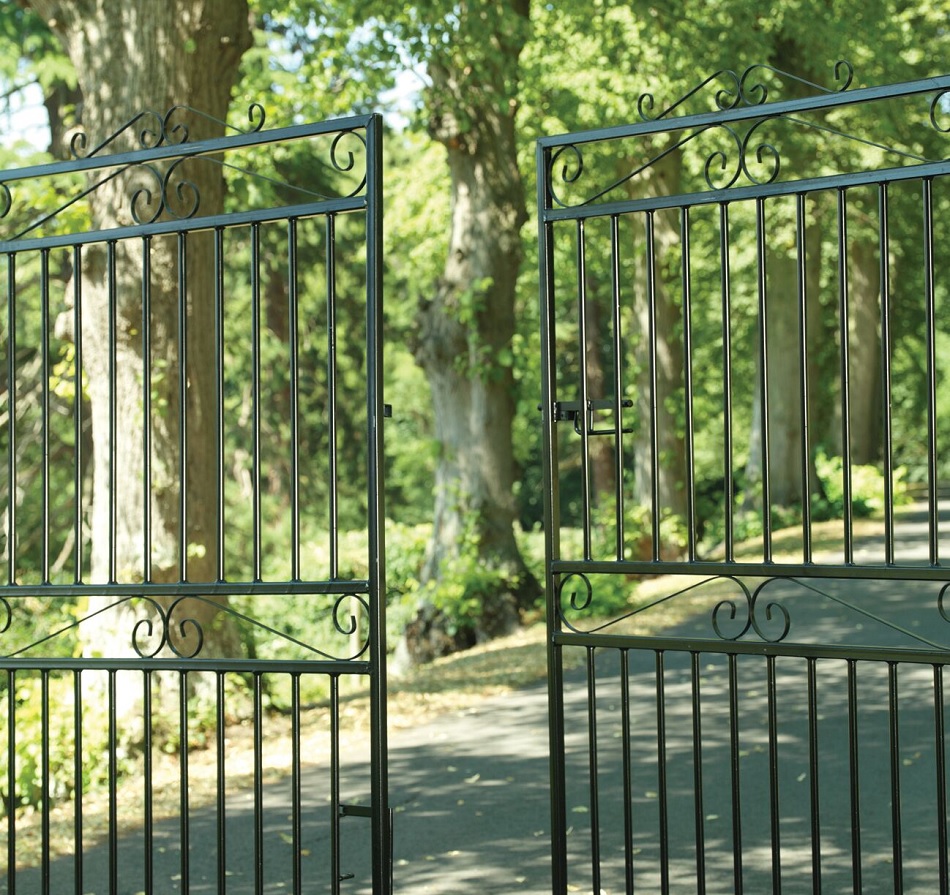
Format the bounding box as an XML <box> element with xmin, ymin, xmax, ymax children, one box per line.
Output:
<box><xmin>630</xmin><ymin>150</ymin><xmax>688</xmax><ymax>540</ymax></box>
<box><xmin>27</xmin><ymin>0</ymin><xmax>252</xmax><ymax>660</ymax></box>
<box><xmin>848</xmin><ymin>238</ymin><xmax>883</xmax><ymax>465</ymax></box>
<box><xmin>402</xmin><ymin>0</ymin><xmax>539</xmax><ymax>664</ymax></box>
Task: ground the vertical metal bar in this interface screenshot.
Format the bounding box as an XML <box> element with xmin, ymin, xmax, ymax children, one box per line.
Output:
<box><xmin>6</xmin><ymin>253</ymin><xmax>16</xmax><ymax>584</ymax></box>
<box><xmin>251</xmin><ymin>223</ymin><xmax>262</xmax><ymax>582</ymax></box>
<box><xmin>620</xmin><ymin>649</ymin><xmax>635</xmax><ymax>894</ymax></box>
<box><xmin>178</xmin><ymin>231</ymin><xmax>189</xmax><ymax>582</ymax></box>
<box><xmin>179</xmin><ymin>671</ymin><xmax>190</xmax><ymax>893</ymax></box>
<box><xmin>681</xmin><ymin>209</ymin><xmax>697</xmax><ymax>562</ymax></box>
<box><xmin>291</xmin><ymin>673</ymin><xmax>302</xmax><ymax>895</ymax></box>
<box><xmin>40</xmin><ymin>670</ymin><xmax>50</xmax><ymax>895</ymax></box>
<box><xmin>586</xmin><ymin>647</ymin><xmax>602</xmax><ymax>895</ymax></box>
<box><xmin>755</xmin><ymin>199</ymin><xmax>772</xmax><ymax>561</ymax></box>
<box><xmin>72</xmin><ymin>246</ymin><xmax>83</xmax><ymax>583</ymax></box>
<box><xmin>40</xmin><ymin>250</ymin><xmax>50</xmax><ymax>584</ymax></box>
<box><xmin>73</xmin><ymin>671</ymin><xmax>83</xmax><ymax>895</ymax></box>
<box><xmin>691</xmin><ymin>652</ymin><xmax>706</xmax><ymax>893</ymax></box>
<box><xmin>330</xmin><ymin>674</ymin><xmax>341</xmax><ymax>895</ymax></box>
<box><xmin>254</xmin><ymin>672</ymin><xmax>264</xmax><ymax>893</ymax></box>
<box><xmin>538</xmin><ymin>139</ymin><xmax>568</xmax><ymax>895</ymax></box>
<box><xmin>6</xmin><ymin>669</ymin><xmax>16</xmax><ymax>894</ymax></box>
<box><xmin>837</xmin><ymin>190</ymin><xmax>854</xmax><ymax>563</ymax></box>
<box><xmin>107</xmin><ymin>241</ymin><xmax>117</xmax><ymax>584</ymax></box>
<box><xmin>108</xmin><ymin>670</ymin><xmax>118</xmax><ymax>895</ymax></box>
<box><xmin>576</xmin><ymin>218</ymin><xmax>593</xmax><ymax>560</ymax></box>
<box><xmin>143</xmin><ymin>671</ymin><xmax>153</xmax><ymax>895</ymax></box>
<box><xmin>767</xmin><ymin>655</ymin><xmax>782</xmax><ymax>894</ymax></box>
<box><xmin>922</xmin><ymin>178</ymin><xmax>939</xmax><ymax>565</ymax></box>
<box><xmin>365</xmin><ymin>114</ymin><xmax>391</xmax><ymax>895</ymax></box>
<box><xmin>645</xmin><ymin>212</ymin><xmax>661</xmax><ymax>561</ymax></box>
<box><xmin>847</xmin><ymin>659</ymin><xmax>862</xmax><ymax>893</ymax></box>
<box><xmin>729</xmin><ymin>653</ymin><xmax>744</xmax><ymax>895</ymax></box>
<box><xmin>878</xmin><ymin>185</ymin><xmax>895</xmax><ymax>565</ymax></box>
<box><xmin>326</xmin><ymin>214</ymin><xmax>339</xmax><ymax>578</ymax></box>
<box><xmin>213</xmin><ymin>228</ymin><xmax>226</xmax><ymax>581</ymax></box>
<box><xmin>610</xmin><ymin>215</ymin><xmax>625</xmax><ymax>560</ymax></box>
<box><xmin>216</xmin><ymin>672</ymin><xmax>227</xmax><ymax>895</ymax></box>
<box><xmin>656</xmin><ymin>650</ymin><xmax>669</xmax><ymax>895</ymax></box>
<box><xmin>935</xmin><ymin>664</ymin><xmax>948</xmax><ymax>895</ymax></box>
<box><xmin>806</xmin><ymin>658</ymin><xmax>822</xmax><ymax>893</ymax></box>
<box><xmin>796</xmin><ymin>195</ymin><xmax>813</xmax><ymax>562</ymax></box>
<box><xmin>720</xmin><ymin>205</ymin><xmax>735</xmax><ymax>562</ymax></box>
<box><xmin>888</xmin><ymin>663</ymin><xmax>903</xmax><ymax>891</ymax></box>
<box><xmin>142</xmin><ymin>237</ymin><xmax>153</xmax><ymax>583</ymax></box>
<box><xmin>288</xmin><ymin>219</ymin><xmax>301</xmax><ymax>581</ymax></box>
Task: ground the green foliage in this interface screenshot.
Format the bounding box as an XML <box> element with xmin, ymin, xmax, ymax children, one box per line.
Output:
<box><xmin>812</xmin><ymin>448</ymin><xmax>909</xmax><ymax>520</ymax></box>
<box><xmin>0</xmin><ymin>674</ymin><xmax>138</xmax><ymax>816</ymax></box>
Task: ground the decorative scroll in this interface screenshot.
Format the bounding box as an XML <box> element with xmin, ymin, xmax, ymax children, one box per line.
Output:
<box><xmin>3</xmin><ymin>107</ymin><xmax>370</xmax><ymax>242</ymax></box>
<box><xmin>712</xmin><ymin>578</ymin><xmax>790</xmax><ymax>643</ymax></box>
<box><xmin>69</xmin><ymin>103</ymin><xmax>266</xmax><ymax>159</ymax></box>
<box><xmin>547</xmin><ymin>61</ymin><xmax>949</xmax><ymax>209</ymax></box>
<box><xmin>637</xmin><ymin>60</ymin><xmax>854</xmax><ymax>122</ymax></box>
<box><xmin>0</xmin><ymin>182</ymin><xmax>11</xmax><ymax>221</ymax></box>
<box><xmin>557</xmin><ymin>572</ymin><xmax>595</xmax><ymax>632</ymax></box>
<box><xmin>129</xmin><ymin>157</ymin><xmax>202</xmax><ymax>224</ymax></box>
<box><xmin>556</xmin><ymin>570</ymin><xmax>950</xmax><ymax>650</ymax></box>
<box><xmin>932</xmin><ymin>90</ymin><xmax>950</xmax><ymax>134</ymax></box>
<box><xmin>937</xmin><ymin>582</ymin><xmax>950</xmax><ymax>623</ymax></box>
<box><xmin>0</xmin><ymin>591</ymin><xmax>371</xmax><ymax>663</ymax></box>
<box><xmin>328</xmin><ymin>129</ymin><xmax>369</xmax><ymax>197</ymax></box>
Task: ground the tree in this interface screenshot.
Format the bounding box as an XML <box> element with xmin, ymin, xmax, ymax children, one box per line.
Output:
<box><xmin>335</xmin><ymin>1</ymin><xmax>540</xmax><ymax>662</ymax></box>
<box><xmin>22</xmin><ymin>0</ymin><xmax>253</xmax><ymax>657</ymax></box>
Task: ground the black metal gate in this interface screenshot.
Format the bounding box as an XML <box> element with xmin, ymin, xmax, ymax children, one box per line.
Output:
<box><xmin>537</xmin><ymin>67</ymin><xmax>950</xmax><ymax>893</ymax></box>
<box><xmin>0</xmin><ymin>110</ymin><xmax>389</xmax><ymax>893</ymax></box>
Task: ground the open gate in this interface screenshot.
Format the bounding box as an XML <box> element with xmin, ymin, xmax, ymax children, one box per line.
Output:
<box><xmin>0</xmin><ymin>110</ymin><xmax>389</xmax><ymax>893</ymax></box>
<box><xmin>537</xmin><ymin>68</ymin><xmax>950</xmax><ymax>893</ymax></box>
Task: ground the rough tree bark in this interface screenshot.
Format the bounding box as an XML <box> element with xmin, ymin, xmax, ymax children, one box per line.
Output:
<box><xmin>26</xmin><ymin>0</ymin><xmax>252</xmax><ymax>659</ymax></box>
<box><xmin>402</xmin><ymin>0</ymin><xmax>540</xmax><ymax>663</ymax></box>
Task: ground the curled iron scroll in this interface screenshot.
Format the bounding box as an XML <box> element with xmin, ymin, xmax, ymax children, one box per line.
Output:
<box><xmin>69</xmin><ymin>102</ymin><xmax>267</xmax><ymax>160</ymax></box>
<box><xmin>0</xmin><ymin>595</ymin><xmax>10</xmax><ymax>637</ymax></box>
<box><xmin>131</xmin><ymin>596</ymin><xmax>205</xmax><ymax>659</ymax></box>
<box><xmin>0</xmin><ymin>183</ymin><xmax>12</xmax><ymax>221</ymax></box>
<box><xmin>130</xmin><ymin>158</ymin><xmax>201</xmax><ymax>224</ymax></box>
<box><xmin>937</xmin><ymin>582</ymin><xmax>950</xmax><ymax>624</ymax></box>
<box><xmin>712</xmin><ymin>577</ymin><xmax>791</xmax><ymax>643</ymax></box>
<box><xmin>637</xmin><ymin>60</ymin><xmax>853</xmax><ymax>123</ymax></box>
<box><xmin>328</xmin><ymin>129</ymin><xmax>369</xmax><ymax>197</ymax></box>
<box><xmin>333</xmin><ymin>593</ymin><xmax>371</xmax><ymax>659</ymax></box>
<box><xmin>931</xmin><ymin>90</ymin><xmax>950</xmax><ymax>134</ymax></box>
<box><xmin>557</xmin><ymin>572</ymin><xmax>594</xmax><ymax>632</ymax></box>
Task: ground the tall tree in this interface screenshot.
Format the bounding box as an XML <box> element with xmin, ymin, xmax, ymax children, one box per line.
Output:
<box><xmin>342</xmin><ymin>1</ymin><xmax>539</xmax><ymax>661</ymax></box>
<box><xmin>22</xmin><ymin>0</ymin><xmax>253</xmax><ymax>656</ymax></box>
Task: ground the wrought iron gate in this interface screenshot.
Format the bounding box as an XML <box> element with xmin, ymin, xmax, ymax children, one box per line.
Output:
<box><xmin>0</xmin><ymin>110</ymin><xmax>389</xmax><ymax>893</ymax></box>
<box><xmin>537</xmin><ymin>67</ymin><xmax>950</xmax><ymax>893</ymax></box>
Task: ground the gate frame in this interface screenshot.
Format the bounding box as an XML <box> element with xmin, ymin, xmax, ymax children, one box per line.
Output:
<box><xmin>536</xmin><ymin>68</ymin><xmax>950</xmax><ymax>894</ymax></box>
<box><xmin>0</xmin><ymin>110</ymin><xmax>390</xmax><ymax>893</ymax></box>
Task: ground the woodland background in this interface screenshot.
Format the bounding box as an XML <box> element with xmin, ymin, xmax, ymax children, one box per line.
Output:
<box><xmin>0</xmin><ymin>0</ymin><xmax>948</xmax><ymax>671</ymax></box>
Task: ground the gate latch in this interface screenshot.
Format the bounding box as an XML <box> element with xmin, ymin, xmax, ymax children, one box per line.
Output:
<box><xmin>338</xmin><ymin>803</ymin><xmax>394</xmax><ymax>887</ymax></box>
<box><xmin>548</xmin><ymin>398</ymin><xmax>633</xmax><ymax>436</ymax></box>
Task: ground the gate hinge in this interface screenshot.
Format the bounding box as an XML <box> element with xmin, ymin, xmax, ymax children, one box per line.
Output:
<box><xmin>545</xmin><ymin>398</ymin><xmax>633</xmax><ymax>436</ymax></box>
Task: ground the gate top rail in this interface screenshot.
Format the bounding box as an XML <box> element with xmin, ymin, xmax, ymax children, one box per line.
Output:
<box><xmin>538</xmin><ymin>66</ymin><xmax>950</xmax><ymax>212</ymax></box>
<box><xmin>0</xmin><ymin>108</ymin><xmax>376</xmax><ymax>250</ymax></box>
